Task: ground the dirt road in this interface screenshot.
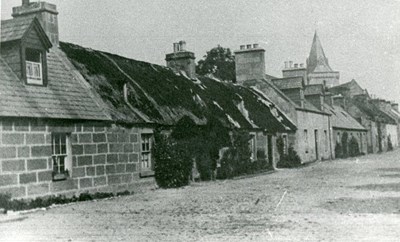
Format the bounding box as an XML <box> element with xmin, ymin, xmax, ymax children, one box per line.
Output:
<box><xmin>1</xmin><ymin>150</ymin><xmax>400</xmax><ymax>241</ymax></box>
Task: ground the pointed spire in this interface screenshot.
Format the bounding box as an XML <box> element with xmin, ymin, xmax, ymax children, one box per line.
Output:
<box><xmin>307</xmin><ymin>31</ymin><xmax>333</xmax><ymax>73</ymax></box>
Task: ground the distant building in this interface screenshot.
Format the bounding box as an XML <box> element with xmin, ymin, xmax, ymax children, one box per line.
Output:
<box><xmin>305</xmin><ymin>32</ymin><xmax>340</xmax><ymax>87</ymax></box>
<box><xmin>329</xmin><ymin>80</ymin><xmax>399</xmax><ymax>153</ymax></box>
<box><xmin>235</xmin><ymin>44</ymin><xmax>332</xmax><ymax>163</ymax></box>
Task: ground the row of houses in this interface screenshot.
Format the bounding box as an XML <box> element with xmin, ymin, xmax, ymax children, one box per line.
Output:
<box><xmin>0</xmin><ymin>1</ymin><xmax>398</xmax><ymax>199</ymax></box>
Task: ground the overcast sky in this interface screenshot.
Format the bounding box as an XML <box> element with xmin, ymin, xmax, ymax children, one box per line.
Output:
<box><xmin>1</xmin><ymin>0</ymin><xmax>400</xmax><ymax>104</ymax></box>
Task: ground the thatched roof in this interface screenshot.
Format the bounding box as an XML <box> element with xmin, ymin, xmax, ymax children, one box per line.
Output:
<box><xmin>60</xmin><ymin>42</ymin><xmax>296</xmax><ymax>132</ymax></box>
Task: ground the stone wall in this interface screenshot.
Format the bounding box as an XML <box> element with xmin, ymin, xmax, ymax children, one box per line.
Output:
<box><xmin>0</xmin><ymin>118</ymin><xmax>151</xmax><ymax>199</ymax></box>
<box><xmin>295</xmin><ymin>110</ymin><xmax>331</xmax><ymax>163</ymax></box>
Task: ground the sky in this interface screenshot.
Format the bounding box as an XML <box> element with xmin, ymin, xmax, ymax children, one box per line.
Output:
<box><xmin>1</xmin><ymin>0</ymin><xmax>400</xmax><ymax>104</ymax></box>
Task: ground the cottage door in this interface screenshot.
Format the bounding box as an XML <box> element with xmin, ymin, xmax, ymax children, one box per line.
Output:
<box><xmin>314</xmin><ymin>130</ymin><xmax>319</xmax><ymax>160</ymax></box>
<box><xmin>267</xmin><ymin>135</ymin><xmax>273</xmax><ymax>167</ymax></box>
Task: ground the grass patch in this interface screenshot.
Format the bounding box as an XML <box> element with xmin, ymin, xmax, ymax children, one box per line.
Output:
<box><xmin>0</xmin><ymin>190</ymin><xmax>132</xmax><ymax>212</ymax></box>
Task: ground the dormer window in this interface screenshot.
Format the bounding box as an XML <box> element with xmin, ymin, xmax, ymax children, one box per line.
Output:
<box><xmin>26</xmin><ymin>48</ymin><xmax>43</xmax><ymax>85</ymax></box>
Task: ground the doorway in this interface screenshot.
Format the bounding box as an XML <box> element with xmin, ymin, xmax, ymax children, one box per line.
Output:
<box><xmin>314</xmin><ymin>130</ymin><xmax>319</xmax><ymax>160</ymax></box>
<box><xmin>267</xmin><ymin>135</ymin><xmax>273</xmax><ymax>167</ymax></box>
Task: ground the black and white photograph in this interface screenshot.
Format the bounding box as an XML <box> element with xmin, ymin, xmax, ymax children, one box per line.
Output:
<box><xmin>0</xmin><ymin>0</ymin><xmax>399</xmax><ymax>241</ymax></box>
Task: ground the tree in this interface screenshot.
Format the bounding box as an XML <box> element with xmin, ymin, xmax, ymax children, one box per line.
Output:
<box><xmin>196</xmin><ymin>45</ymin><xmax>236</xmax><ymax>82</ymax></box>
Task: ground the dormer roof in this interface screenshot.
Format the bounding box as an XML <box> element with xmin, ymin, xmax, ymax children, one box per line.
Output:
<box><xmin>1</xmin><ymin>16</ymin><xmax>52</xmax><ymax>49</ymax></box>
<box><xmin>304</xmin><ymin>84</ymin><xmax>324</xmax><ymax>96</ymax></box>
<box><xmin>271</xmin><ymin>77</ymin><xmax>304</xmax><ymax>90</ymax></box>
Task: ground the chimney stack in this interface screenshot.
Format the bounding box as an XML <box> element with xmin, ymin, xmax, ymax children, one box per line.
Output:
<box><xmin>166</xmin><ymin>41</ymin><xmax>196</xmax><ymax>79</ymax></box>
<box><xmin>234</xmin><ymin>43</ymin><xmax>266</xmax><ymax>84</ymax></box>
<box><xmin>12</xmin><ymin>0</ymin><xmax>59</xmax><ymax>46</ymax></box>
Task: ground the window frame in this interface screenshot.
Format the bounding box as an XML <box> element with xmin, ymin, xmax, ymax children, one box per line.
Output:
<box><xmin>21</xmin><ymin>45</ymin><xmax>48</xmax><ymax>87</ymax></box>
<box><xmin>249</xmin><ymin>133</ymin><xmax>257</xmax><ymax>161</ymax></box>
<box><xmin>140</xmin><ymin>133</ymin><xmax>154</xmax><ymax>176</ymax></box>
<box><xmin>51</xmin><ymin>133</ymin><xmax>72</xmax><ymax>181</ymax></box>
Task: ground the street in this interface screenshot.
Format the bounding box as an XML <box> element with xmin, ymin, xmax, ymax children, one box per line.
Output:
<box><xmin>1</xmin><ymin>150</ymin><xmax>400</xmax><ymax>241</ymax></box>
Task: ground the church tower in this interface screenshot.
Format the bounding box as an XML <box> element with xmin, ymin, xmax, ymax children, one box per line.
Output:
<box><xmin>306</xmin><ymin>31</ymin><xmax>340</xmax><ymax>87</ymax></box>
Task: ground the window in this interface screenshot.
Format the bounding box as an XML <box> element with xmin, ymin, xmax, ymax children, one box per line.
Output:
<box><xmin>282</xmin><ymin>134</ymin><xmax>288</xmax><ymax>155</ymax></box>
<box><xmin>304</xmin><ymin>129</ymin><xmax>308</xmax><ymax>153</ymax></box>
<box><xmin>249</xmin><ymin>134</ymin><xmax>257</xmax><ymax>161</ymax></box>
<box><xmin>26</xmin><ymin>48</ymin><xmax>43</xmax><ymax>85</ymax></box>
<box><xmin>52</xmin><ymin>133</ymin><xmax>71</xmax><ymax>181</ymax></box>
<box><xmin>141</xmin><ymin>134</ymin><xmax>153</xmax><ymax>171</ymax></box>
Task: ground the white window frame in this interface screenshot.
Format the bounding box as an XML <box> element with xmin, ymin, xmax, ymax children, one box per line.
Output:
<box><xmin>26</xmin><ymin>60</ymin><xmax>43</xmax><ymax>85</ymax></box>
<box><xmin>52</xmin><ymin>133</ymin><xmax>72</xmax><ymax>181</ymax></box>
<box><xmin>140</xmin><ymin>133</ymin><xmax>153</xmax><ymax>171</ymax></box>
<box><xmin>249</xmin><ymin>134</ymin><xmax>257</xmax><ymax>161</ymax></box>
<box><xmin>26</xmin><ymin>47</ymin><xmax>44</xmax><ymax>86</ymax></box>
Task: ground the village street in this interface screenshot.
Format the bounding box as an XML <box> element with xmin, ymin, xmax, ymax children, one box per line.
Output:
<box><xmin>1</xmin><ymin>150</ymin><xmax>400</xmax><ymax>241</ymax></box>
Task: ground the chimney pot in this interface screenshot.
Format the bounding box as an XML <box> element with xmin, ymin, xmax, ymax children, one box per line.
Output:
<box><xmin>284</xmin><ymin>61</ymin><xmax>288</xmax><ymax>69</ymax></box>
<box><xmin>247</xmin><ymin>44</ymin><xmax>252</xmax><ymax>49</ymax></box>
<box><xmin>240</xmin><ymin>45</ymin><xmax>245</xmax><ymax>50</ymax></box>
<box><xmin>22</xmin><ymin>0</ymin><xmax>30</xmax><ymax>6</ymax></box>
<box><xmin>173</xmin><ymin>43</ymin><xmax>179</xmax><ymax>53</ymax></box>
<box><xmin>289</xmin><ymin>61</ymin><xmax>293</xmax><ymax>68</ymax></box>
<box><xmin>179</xmin><ymin>41</ymin><xmax>186</xmax><ymax>51</ymax></box>
<box><xmin>294</xmin><ymin>63</ymin><xmax>298</xmax><ymax>68</ymax></box>
<box><xmin>300</xmin><ymin>63</ymin><xmax>304</xmax><ymax>68</ymax></box>
<box><xmin>253</xmin><ymin>43</ymin><xmax>259</xmax><ymax>48</ymax></box>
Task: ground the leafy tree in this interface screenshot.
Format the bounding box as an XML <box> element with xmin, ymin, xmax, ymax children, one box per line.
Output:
<box><xmin>196</xmin><ymin>45</ymin><xmax>236</xmax><ymax>82</ymax></box>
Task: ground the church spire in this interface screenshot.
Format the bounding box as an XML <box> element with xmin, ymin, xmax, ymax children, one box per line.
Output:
<box><xmin>306</xmin><ymin>31</ymin><xmax>340</xmax><ymax>87</ymax></box>
<box><xmin>307</xmin><ymin>31</ymin><xmax>333</xmax><ymax>73</ymax></box>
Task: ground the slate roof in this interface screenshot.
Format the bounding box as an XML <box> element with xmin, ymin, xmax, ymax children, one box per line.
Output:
<box><xmin>351</xmin><ymin>96</ymin><xmax>397</xmax><ymax>124</ymax></box>
<box><xmin>1</xmin><ymin>16</ymin><xmax>32</xmax><ymax>42</ymax></box>
<box><xmin>271</xmin><ymin>77</ymin><xmax>303</xmax><ymax>90</ymax></box>
<box><xmin>0</xmin><ymin>15</ymin><xmax>110</xmax><ymax>120</ymax></box>
<box><xmin>304</xmin><ymin>84</ymin><xmax>324</xmax><ymax>96</ymax></box>
<box><xmin>307</xmin><ymin>32</ymin><xmax>334</xmax><ymax>73</ymax></box>
<box><xmin>325</xmin><ymin>104</ymin><xmax>366</xmax><ymax>131</ymax></box>
<box><xmin>60</xmin><ymin>42</ymin><xmax>296</xmax><ymax>132</ymax></box>
<box><xmin>0</xmin><ymin>48</ymin><xmax>110</xmax><ymax>121</ymax></box>
<box><xmin>265</xmin><ymin>73</ymin><xmax>278</xmax><ymax>80</ymax></box>
<box><xmin>329</xmin><ymin>79</ymin><xmax>364</xmax><ymax>95</ymax></box>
